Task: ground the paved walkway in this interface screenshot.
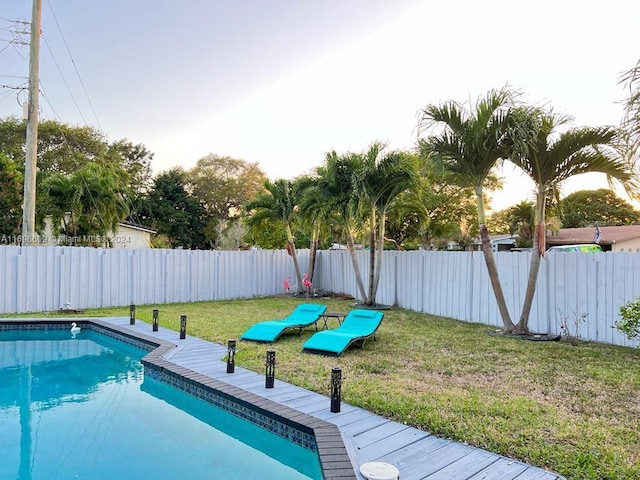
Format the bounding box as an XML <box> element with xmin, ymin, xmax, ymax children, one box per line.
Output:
<box><xmin>88</xmin><ymin>317</ymin><xmax>566</xmax><ymax>479</ymax></box>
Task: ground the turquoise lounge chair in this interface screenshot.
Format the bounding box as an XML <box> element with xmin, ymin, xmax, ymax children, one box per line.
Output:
<box><xmin>302</xmin><ymin>309</ymin><xmax>384</xmax><ymax>356</ymax></box>
<box><xmin>240</xmin><ymin>303</ymin><xmax>327</xmax><ymax>343</ymax></box>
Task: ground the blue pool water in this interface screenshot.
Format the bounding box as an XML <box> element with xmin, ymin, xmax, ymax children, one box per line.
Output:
<box><xmin>0</xmin><ymin>329</ymin><xmax>322</xmax><ymax>480</ymax></box>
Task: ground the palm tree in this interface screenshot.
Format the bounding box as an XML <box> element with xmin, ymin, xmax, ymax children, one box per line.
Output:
<box><xmin>619</xmin><ymin>58</ymin><xmax>640</xmax><ymax>154</ymax></box>
<box><xmin>507</xmin><ymin>107</ymin><xmax>633</xmax><ymax>334</ymax></box>
<box><xmin>297</xmin><ymin>174</ymin><xmax>336</xmax><ymax>285</ymax></box>
<box><xmin>313</xmin><ymin>150</ymin><xmax>369</xmax><ymax>302</ymax></box>
<box><xmin>245</xmin><ymin>179</ymin><xmax>304</xmax><ymax>294</ymax></box>
<box><xmin>38</xmin><ymin>162</ymin><xmax>130</xmax><ymax>245</ymax></box>
<box><xmin>353</xmin><ymin>145</ymin><xmax>418</xmax><ymax>304</ymax></box>
<box><xmin>312</xmin><ymin>145</ymin><xmax>417</xmax><ymax>306</ymax></box>
<box><xmin>418</xmin><ymin>89</ymin><xmax>517</xmax><ymax>332</ymax></box>
<box><xmin>507</xmin><ymin>201</ymin><xmax>535</xmax><ymax>247</ymax></box>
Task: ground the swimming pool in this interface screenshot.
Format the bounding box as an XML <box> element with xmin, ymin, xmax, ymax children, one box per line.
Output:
<box><xmin>0</xmin><ymin>324</ymin><xmax>324</xmax><ymax>480</ymax></box>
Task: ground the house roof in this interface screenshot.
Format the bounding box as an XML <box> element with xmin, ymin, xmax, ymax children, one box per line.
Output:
<box><xmin>118</xmin><ymin>222</ymin><xmax>156</xmax><ymax>234</ymax></box>
<box><xmin>546</xmin><ymin>225</ymin><xmax>640</xmax><ymax>246</ymax></box>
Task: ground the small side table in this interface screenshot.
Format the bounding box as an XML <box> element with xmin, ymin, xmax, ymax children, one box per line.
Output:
<box><xmin>320</xmin><ymin>312</ymin><xmax>345</xmax><ymax>330</ymax></box>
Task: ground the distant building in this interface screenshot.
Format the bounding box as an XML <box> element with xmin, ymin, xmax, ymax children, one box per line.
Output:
<box><xmin>40</xmin><ymin>216</ymin><xmax>155</xmax><ymax>248</ymax></box>
<box><xmin>546</xmin><ymin>225</ymin><xmax>640</xmax><ymax>252</ymax></box>
<box><xmin>465</xmin><ymin>234</ymin><xmax>519</xmax><ymax>252</ymax></box>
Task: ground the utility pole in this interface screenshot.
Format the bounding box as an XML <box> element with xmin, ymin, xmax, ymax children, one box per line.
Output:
<box><xmin>22</xmin><ymin>0</ymin><xmax>42</xmax><ymax>246</ymax></box>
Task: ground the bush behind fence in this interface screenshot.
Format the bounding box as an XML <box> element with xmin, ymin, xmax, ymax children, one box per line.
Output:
<box><xmin>1</xmin><ymin>246</ymin><xmax>638</xmax><ymax>348</ymax></box>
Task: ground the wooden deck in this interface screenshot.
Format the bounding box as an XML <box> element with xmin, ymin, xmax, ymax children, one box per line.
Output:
<box><xmin>98</xmin><ymin>317</ymin><xmax>565</xmax><ymax>480</ymax></box>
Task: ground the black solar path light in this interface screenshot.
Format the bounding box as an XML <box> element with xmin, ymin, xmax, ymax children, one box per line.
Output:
<box><xmin>265</xmin><ymin>349</ymin><xmax>276</xmax><ymax>388</ymax></box>
<box><xmin>152</xmin><ymin>309</ymin><xmax>159</xmax><ymax>332</ymax></box>
<box><xmin>129</xmin><ymin>304</ymin><xmax>135</xmax><ymax>325</ymax></box>
<box><xmin>330</xmin><ymin>367</ymin><xmax>342</xmax><ymax>413</ymax></box>
<box><xmin>226</xmin><ymin>339</ymin><xmax>236</xmax><ymax>373</ymax></box>
<box><xmin>180</xmin><ymin>314</ymin><xmax>187</xmax><ymax>339</ymax></box>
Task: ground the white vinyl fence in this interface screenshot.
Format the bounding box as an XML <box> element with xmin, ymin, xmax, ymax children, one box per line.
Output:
<box><xmin>1</xmin><ymin>246</ymin><xmax>638</xmax><ymax>348</ymax></box>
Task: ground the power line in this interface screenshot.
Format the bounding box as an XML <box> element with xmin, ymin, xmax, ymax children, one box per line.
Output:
<box><xmin>45</xmin><ymin>0</ymin><xmax>102</xmax><ymax>130</ymax></box>
<box><xmin>0</xmin><ymin>88</ymin><xmax>17</xmax><ymax>103</ymax></box>
<box><xmin>0</xmin><ymin>17</ymin><xmax>30</xmax><ymax>58</ymax></box>
<box><xmin>41</xmin><ymin>32</ymin><xmax>88</xmax><ymax>125</ymax></box>
<box><xmin>39</xmin><ymin>81</ymin><xmax>62</xmax><ymax>121</ymax></box>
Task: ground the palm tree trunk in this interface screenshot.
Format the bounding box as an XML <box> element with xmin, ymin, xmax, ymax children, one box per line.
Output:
<box><xmin>307</xmin><ymin>223</ymin><xmax>319</xmax><ymax>282</ymax></box>
<box><xmin>516</xmin><ymin>194</ymin><xmax>547</xmax><ymax>334</ymax></box>
<box><xmin>479</xmin><ymin>225</ymin><xmax>515</xmax><ymax>332</ymax></box>
<box><xmin>516</xmin><ymin>224</ymin><xmax>543</xmax><ymax>334</ymax></box>
<box><xmin>475</xmin><ymin>188</ymin><xmax>515</xmax><ymax>332</ymax></box>
<box><xmin>367</xmin><ymin>207</ymin><xmax>376</xmax><ymax>305</ymax></box>
<box><xmin>346</xmin><ymin>230</ymin><xmax>368</xmax><ymax>303</ymax></box>
<box><xmin>288</xmin><ymin>241</ymin><xmax>304</xmax><ymax>294</ymax></box>
<box><xmin>285</xmin><ymin>225</ymin><xmax>303</xmax><ymax>294</ymax></box>
<box><xmin>371</xmin><ymin>213</ymin><xmax>386</xmax><ymax>305</ymax></box>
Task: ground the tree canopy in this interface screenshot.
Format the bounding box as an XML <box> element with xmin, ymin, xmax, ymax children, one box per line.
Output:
<box><xmin>0</xmin><ymin>153</ymin><xmax>23</xmax><ymax>239</ymax></box>
<box><xmin>144</xmin><ymin>168</ymin><xmax>207</xmax><ymax>249</ymax></box>
<box><xmin>186</xmin><ymin>154</ymin><xmax>267</xmax><ymax>220</ymax></box>
<box><xmin>561</xmin><ymin>189</ymin><xmax>640</xmax><ymax>227</ymax></box>
<box><xmin>37</xmin><ymin>162</ymin><xmax>130</xmax><ymax>245</ymax></box>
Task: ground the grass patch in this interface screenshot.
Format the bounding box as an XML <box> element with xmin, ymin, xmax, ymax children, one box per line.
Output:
<box><xmin>8</xmin><ymin>297</ymin><xmax>640</xmax><ymax>480</ymax></box>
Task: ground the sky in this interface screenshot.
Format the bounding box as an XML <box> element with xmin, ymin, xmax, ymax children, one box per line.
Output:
<box><xmin>1</xmin><ymin>0</ymin><xmax>639</xmax><ymax>211</ymax></box>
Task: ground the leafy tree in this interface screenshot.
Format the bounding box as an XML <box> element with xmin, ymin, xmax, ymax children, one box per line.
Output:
<box><xmin>146</xmin><ymin>169</ymin><xmax>207</xmax><ymax>249</ymax></box>
<box><xmin>187</xmin><ymin>154</ymin><xmax>267</xmax><ymax>221</ymax></box>
<box><xmin>0</xmin><ymin>153</ymin><xmax>23</xmax><ymax>238</ymax></box>
<box><xmin>418</xmin><ymin>89</ymin><xmax>518</xmax><ymax>332</ymax></box>
<box><xmin>108</xmin><ymin>140</ymin><xmax>154</xmax><ymax>191</ymax></box>
<box><xmin>0</xmin><ymin>117</ymin><xmax>27</xmax><ymax>164</ymax></box>
<box><xmin>387</xmin><ymin>159</ymin><xmax>478</xmax><ymax>250</ymax></box>
<box><xmin>507</xmin><ymin>201</ymin><xmax>535</xmax><ymax>247</ymax></box>
<box><xmin>36</xmin><ymin>121</ymin><xmax>108</xmax><ymax>174</ymax></box>
<box><xmin>487</xmin><ymin>208</ymin><xmax>511</xmax><ymax>235</ymax></box>
<box><xmin>0</xmin><ymin>117</ymin><xmax>107</xmax><ymax>174</ymax></box>
<box><xmin>0</xmin><ymin>116</ymin><xmax>156</xmax><ymax>241</ymax></box>
<box><xmin>507</xmin><ymin>107</ymin><xmax>632</xmax><ymax>334</ymax></box>
<box><xmin>243</xmin><ymin>216</ymin><xmax>287</xmax><ymax>249</ymax></box>
<box><xmin>107</xmin><ymin>139</ymin><xmax>155</xmax><ymax>227</ymax></box>
<box><xmin>488</xmin><ymin>201</ymin><xmax>535</xmax><ymax>246</ymax></box>
<box><xmin>560</xmin><ymin>189</ymin><xmax>639</xmax><ymax>227</ymax></box>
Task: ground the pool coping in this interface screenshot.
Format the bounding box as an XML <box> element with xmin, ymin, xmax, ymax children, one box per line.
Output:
<box><xmin>1</xmin><ymin>317</ymin><xmax>356</xmax><ymax>480</ymax></box>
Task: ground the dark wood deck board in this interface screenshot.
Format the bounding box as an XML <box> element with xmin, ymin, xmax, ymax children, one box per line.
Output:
<box><xmin>101</xmin><ymin>317</ymin><xmax>565</xmax><ymax>480</ymax></box>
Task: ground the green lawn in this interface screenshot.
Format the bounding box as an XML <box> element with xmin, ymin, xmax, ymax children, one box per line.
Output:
<box><xmin>10</xmin><ymin>296</ymin><xmax>640</xmax><ymax>480</ymax></box>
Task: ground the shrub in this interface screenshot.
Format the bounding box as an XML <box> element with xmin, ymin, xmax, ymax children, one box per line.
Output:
<box><xmin>616</xmin><ymin>297</ymin><xmax>640</xmax><ymax>342</ymax></box>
